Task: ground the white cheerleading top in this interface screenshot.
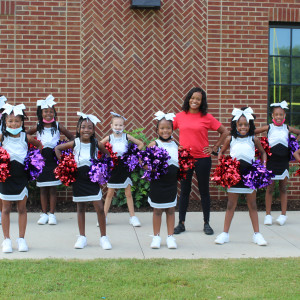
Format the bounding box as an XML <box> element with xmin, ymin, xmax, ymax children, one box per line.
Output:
<box><xmin>110</xmin><ymin>133</ymin><xmax>128</xmax><ymax>156</ymax></box>
<box><xmin>230</xmin><ymin>136</ymin><xmax>255</xmax><ymax>164</ymax></box>
<box><xmin>268</xmin><ymin>123</ymin><xmax>288</xmax><ymax>148</ymax></box>
<box><xmin>36</xmin><ymin>122</ymin><xmax>60</xmax><ymax>149</ymax></box>
<box><xmin>2</xmin><ymin>132</ymin><xmax>28</xmax><ymax>164</ymax></box>
<box><xmin>156</xmin><ymin>139</ymin><xmax>179</xmax><ymax>168</ymax></box>
<box><xmin>74</xmin><ymin>137</ymin><xmax>97</xmax><ymax>167</ymax></box>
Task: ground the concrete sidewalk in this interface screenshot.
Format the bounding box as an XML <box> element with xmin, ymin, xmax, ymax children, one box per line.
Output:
<box><xmin>1</xmin><ymin>211</ymin><xmax>300</xmax><ymax>260</ymax></box>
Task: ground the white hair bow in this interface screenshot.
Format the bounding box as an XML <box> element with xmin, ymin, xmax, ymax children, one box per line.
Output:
<box><xmin>232</xmin><ymin>107</ymin><xmax>254</xmax><ymax>123</ymax></box>
<box><xmin>2</xmin><ymin>103</ymin><xmax>26</xmax><ymax>116</ymax></box>
<box><xmin>270</xmin><ymin>100</ymin><xmax>288</xmax><ymax>110</ymax></box>
<box><xmin>77</xmin><ymin>112</ymin><xmax>100</xmax><ymax>125</ymax></box>
<box><xmin>110</xmin><ymin>112</ymin><xmax>127</xmax><ymax>121</ymax></box>
<box><xmin>0</xmin><ymin>95</ymin><xmax>7</xmax><ymax>109</ymax></box>
<box><xmin>154</xmin><ymin>111</ymin><xmax>175</xmax><ymax>121</ymax></box>
<box><xmin>37</xmin><ymin>94</ymin><xmax>56</xmax><ymax>109</ymax></box>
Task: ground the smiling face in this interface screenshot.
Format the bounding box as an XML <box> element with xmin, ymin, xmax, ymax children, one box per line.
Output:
<box><xmin>111</xmin><ymin>117</ymin><xmax>125</xmax><ymax>133</ymax></box>
<box><xmin>6</xmin><ymin>114</ymin><xmax>23</xmax><ymax>129</ymax></box>
<box><xmin>42</xmin><ymin>107</ymin><xmax>55</xmax><ymax>123</ymax></box>
<box><xmin>189</xmin><ymin>92</ymin><xmax>202</xmax><ymax>112</ymax></box>
<box><xmin>157</xmin><ymin>119</ymin><xmax>173</xmax><ymax>140</ymax></box>
<box><xmin>272</xmin><ymin>107</ymin><xmax>286</xmax><ymax>125</ymax></box>
<box><xmin>78</xmin><ymin>119</ymin><xmax>94</xmax><ymax>142</ymax></box>
<box><xmin>236</xmin><ymin>116</ymin><xmax>249</xmax><ymax>136</ymax></box>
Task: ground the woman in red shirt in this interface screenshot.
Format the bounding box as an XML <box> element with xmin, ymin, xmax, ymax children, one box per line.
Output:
<box><xmin>174</xmin><ymin>87</ymin><xmax>228</xmax><ymax>235</ymax></box>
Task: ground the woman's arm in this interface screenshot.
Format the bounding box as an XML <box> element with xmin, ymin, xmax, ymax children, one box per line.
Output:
<box><xmin>254</xmin><ymin>136</ymin><xmax>267</xmax><ymax>166</ymax></box>
<box><xmin>97</xmin><ymin>141</ymin><xmax>110</xmax><ymax>156</ymax></box>
<box><xmin>217</xmin><ymin>136</ymin><xmax>231</xmax><ymax>161</ymax></box>
<box><xmin>27</xmin><ymin>134</ymin><xmax>43</xmax><ymax>151</ymax></box>
<box><xmin>100</xmin><ymin>136</ymin><xmax>109</xmax><ymax>144</ymax></box>
<box><xmin>59</xmin><ymin>124</ymin><xmax>75</xmax><ymax>140</ymax></box>
<box><xmin>289</xmin><ymin>126</ymin><xmax>300</xmax><ymax>141</ymax></box>
<box><xmin>55</xmin><ymin>141</ymin><xmax>75</xmax><ymax>160</ymax></box>
<box><xmin>203</xmin><ymin>124</ymin><xmax>229</xmax><ymax>155</ymax></box>
<box><xmin>254</xmin><ymin>125</ymin><xmax>269</xmax><ymax>135</ymax></box>
<box><xmin>127</xmin><ymin>134</ymin><xmax>144</xmax><ymax>150</ymax></box>
<box><xmin>26</xmin><ymin>126</ymin><xmax>37</xmax><ymax>135</ymax></box>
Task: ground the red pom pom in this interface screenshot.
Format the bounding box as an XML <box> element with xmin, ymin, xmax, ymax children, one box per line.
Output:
<box><xmin>294</xmin><ymin>164</ymin><xmax>300</xmax><ymax>177</ymax></box>
<box><xmin>54</xmin><ymin>153</ymin><xmax>77</xmax><ymax>186</ymax></box>
<box><xmin>98</xmin><ymin>142</ymin><xmax>118</xmax><ymax>169</ymax></box>
<box><xmin>0</xmin><ymin>147</ymin><xmax>11</xmax><ymax>182</ymax></box>
<box><xmin>211</xmin><ymin>155</ymin><xmax>241</xmax><ymax>188</ymax></box>
<box><xmin>178</xmin><ymin>147</ymin><xmax>195</xmax><ymax>180</ymax></box>
<box><xmin>255</xmin><ymin>137</ymin><xmax>272</xmax><ymax>158</ymax></box>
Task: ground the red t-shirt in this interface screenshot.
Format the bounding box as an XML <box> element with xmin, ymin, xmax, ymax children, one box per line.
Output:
<box><xmin>173</xmin><ymin>111</ymin><xmax>221</xmax><ymax>158</ymax></box>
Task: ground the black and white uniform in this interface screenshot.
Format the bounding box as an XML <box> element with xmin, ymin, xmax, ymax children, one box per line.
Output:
<box><xmin>267</xmin><ymin>123</ymin><xmax>289</xmax><ymax>180</ymax></box>
<box><xmin>107</xmin><ymin>133</ymin><xmax>133</xmax><ymax>189</ymax></box>
<box><xmin>0</xmin><ymin>132</ymin><xmax>28</xmax><ymax>201</ymax></box>
<box><xmin>72</xmin><ymin>138</ymin><xmax>102</xmax><ymax>202</ymax></box>
<box><xmin>227</xmin><ymin>136</ymin><xmax>255</xmax><ymax>194</ymax></box>
<box><xmin>148</xmin><ymin>140</ymin><xmax>179</xmax><ymax>208</ymax></box>
<box><xmin>36</xmin><ymin>122</ymin><xmax>61</xmax><ymax>187</ymax></box>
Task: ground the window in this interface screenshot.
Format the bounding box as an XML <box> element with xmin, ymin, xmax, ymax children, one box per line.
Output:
<box><xmin>269</xmin><ymin>24</ymin><xmax>300</xmax><ymax>127</ymax></box>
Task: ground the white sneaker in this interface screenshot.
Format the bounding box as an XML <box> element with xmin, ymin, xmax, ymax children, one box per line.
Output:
<box><xmin>129</xmin><ymin>216</ymin><xmax>141</xmax><ymax>227</ymax></box>
<box><xmin>253</xmin><ymin>233</ymin><xmax>267</xmax><ymax>246</ymax></box>
<box><xmin>276</xmin><ymin>215</ymin><xmax>287</xmax><ymax>226</ymax></box>
<box><xmin>2</xmin><ymin>238</ymin><xmax>12</xmax><ymax>253</ymax></box>
<box><xmin>264</xmin><ymin>214</ymin><xmax>273</xmax><ymax>225</ymax></box>
<box><xmin>150</xmin><ymin>235</ymin><xmax>161</xmax><ymax>249</ymax></box>
<box><xmin>48</xmin><ymin>214</ymin><xmax>57</xmax><ymax>225</ymax></box>
<box><xmin>166</xmin><ymin>236</ymin><xmax>177</xmax><ymax>249</ymax></box>
<box><xmin>74</xmin><ymin>235</ymin><xmax>87</xmax><ymax>249</ymax></box>
<box><xmin>215</xmin><ymin>232</ymin><xmax>229</xmax><ymax>244</ymax></box>
<box><xmin>37</xmin><ymin>213</ymin><xmax>49</xmax><ymax>225</ymax></box>
<box><xmin>17</xmin><ymin>238</ymin><xmax>28</xmax><ymax>252</ymax></box>
<box><xmin>100</xmin><ymin>236</ymin><xmax>112</xmax><ymax>250</ymax></box>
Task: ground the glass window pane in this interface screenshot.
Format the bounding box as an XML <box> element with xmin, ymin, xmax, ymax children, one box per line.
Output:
<box><xmin>269</xmin><ymin>85</ymin><xmax>290</xmax><ymax>104</ymax></box>
<box><xmin>269</xmin><ymin>28</ymin><xmax>291</xmax><ymax>56</ymax></box>
<box><xmin>292</xmin><ymin>86</ymin><xmax>300</xmax><ymax>105</ymax></box>
<box><xmin>269</xmin><ymin>57</ymin><xmax>290</xmax><ymax>84</ymax></box>
<box><xmin>291</xmin><ymin>113</ymin><xmax>300</xmax><ymax>129</ymax></box>
<box><xmin>292</xmin><ymin>29</ymin><xmax>300</xmax><ymax>56</ymax></box>
<box><xmin>292</xmin><ymin>58</ymin><xmax>300</xmax><ymax>84</ymax></box>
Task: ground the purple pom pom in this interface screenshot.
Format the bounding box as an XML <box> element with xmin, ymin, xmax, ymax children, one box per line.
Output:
<box><xmin>288</xmin><ymin>135</ymin><xmax>299</xmax><ymax>161</ymax></box>
<box><xmin>121</xmin><ymin>143</ymin><xmax>142</xmax><ymax>172</ymax></box>
<box><xmin>89</xmin><ymin>155</ymin><xmax>114</xmax><ymax>185</ymax></box>
<box><xmin>242</xmin><ymin>160</ymin><xmax>275</xmax><ymax>189</ymax></box>
<box><xmin>139</xmin><ymin>146</ymin><xmax>171</xmax><ymax>181</ymax></box>
<box><xmin>24</xmin><ymin>148</ymin><xmax>45</xmax><ymax>181</ymax></box>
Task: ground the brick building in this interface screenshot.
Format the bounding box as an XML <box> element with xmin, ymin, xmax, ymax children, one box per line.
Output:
<box><xmin>0</xmin><ymin>0</ymin><xmax>299</xmax><ymax>205</ymax></box>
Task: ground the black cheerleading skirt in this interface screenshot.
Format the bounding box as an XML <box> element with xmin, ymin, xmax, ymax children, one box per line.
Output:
<box><xmin>107</xmin><ymin>159</ymin><xmax>132</xmax><ymax>189</ymax></box>
<box><xmin>37</xmin><ymin>147</ymin><xmax>61</xmax><ymax>187</ymax></box>
<box><xmin>148</xmin><ymin>165</ymin><xmax>178</xmax><ymax>209</ymax></box>
<box><xmin>0</xmin><ymin>160</ymin><xmax>28</xmax><ymax>201</ymax></box>
<box><xmin>227</xmin><ymin>159</ymin><xmax>255</xmax><ymax>194</ymax></box>
<box><xmin>267</xmin><ymin>145</ymin><xmax>289</xmax><ymax>179</ymax></box>
<box><xmin>72</xmin><ymin>165</ymin><xmax>102</xmax><ymax>202</ymax></box>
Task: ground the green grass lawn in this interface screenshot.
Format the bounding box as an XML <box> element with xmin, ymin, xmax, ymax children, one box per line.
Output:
<box><xmin>0</xmin><ymin>258</ymin><xmax>299</xmax><ymax>299</ymax></box>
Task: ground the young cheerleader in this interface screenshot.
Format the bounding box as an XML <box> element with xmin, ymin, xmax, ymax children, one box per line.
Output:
<box><xmin>147</xmin><ymin>111</ymin><xmax>178</xmax><ymax>249</ymax></box>
<box><xmin>101</xmin><ymin>112</ymin><xmax>144</xmax><ymax>226</ymax></box>
<box><xmin>255</xmin><ymin>101</ymin><xmax>300</xmax><ymax>226</ymax></box>
<box><xmin>0</xmin><ymin>95</ymin><xmax>7</xmax><ymax>225</ymax></box>
<box><xmin>0</xmin><ymin>103</ymin><xmax>42</xmax><ymax>253</ymax></box>
<box><xmin>55</xmin><ymin>112</ymin><xmax>112</xmax><ymax>250</ymax></box>
<box><xmin>215</xmin><ymin>107</ymin><xmax>268</xmax><ymax>246</ymax></box>
<box><xmin>27</xmin><ymin>95</ymin><xmax>74</xmax><ymax>225</ymax></box>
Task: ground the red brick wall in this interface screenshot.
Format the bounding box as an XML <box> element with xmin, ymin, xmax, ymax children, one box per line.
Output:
<box><xmin>0</xmin><ymin>0</ymin><xmax>299</xmax><ymax>205</ymax></box>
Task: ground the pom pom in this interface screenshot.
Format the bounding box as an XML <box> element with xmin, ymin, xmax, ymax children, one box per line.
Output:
<box><xmin>89</xmin><ymin>155</ymin><xmax>114</xmax><ymax>185</ymax></box>
<box><xmin>121</xmin><ymin>143</ymin><xmax>142</xmax><ymax>172</ymax></box>
<box><xmin>54</xmin><ymin>153</ymin><xmax>77</xmax><ymax>186</ymax></box>
<box><xmin>24</xmin><ymin>147</ymin><xmax>45</xmax><ymax>181</ymax></box>
<box><xmin>54</xmin><ymin>140</ymin><xmax>72</xmax><ymax>163</ymax></box>
<box><xmin>294</xmin><ymin>163</ymin><xmax>300</xmax><ymax>177</ymax></box>
<box><xmin>0</xmin><ymin>147</ymin><xmax>11</xmax><ymax>182</ymax></box>
<box><xmin>211</xmin><ymin>155</ymin><xmax>241</xmax><ymax>188</ymax></box>
<box><xmin>139</xmin><ymin>146</ymin><xmax>171</xmax><ymax>181</ymax></box>
<box><xmin>98</xmin><ymin>142</ymin><xmax>118</xmax><ymax>169</ymax></box>
<box><xmin>255</xmin><ymin>137</ymin><xmax>272</xmax><ymax>158</ymax></box>
<box><xmin>178</xmin><ymin>147</ymin><xmax>195</xmax><ymax>180</ymax></box>
<box><xmin>242</xmin><ymin>160</ymin><xmax>274</xmax><ymax>189</ymax></box>
<box><xmin>288</xmin><ymin>135</ymin><xmax>299</xmax><ymax>161</ymax></box>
